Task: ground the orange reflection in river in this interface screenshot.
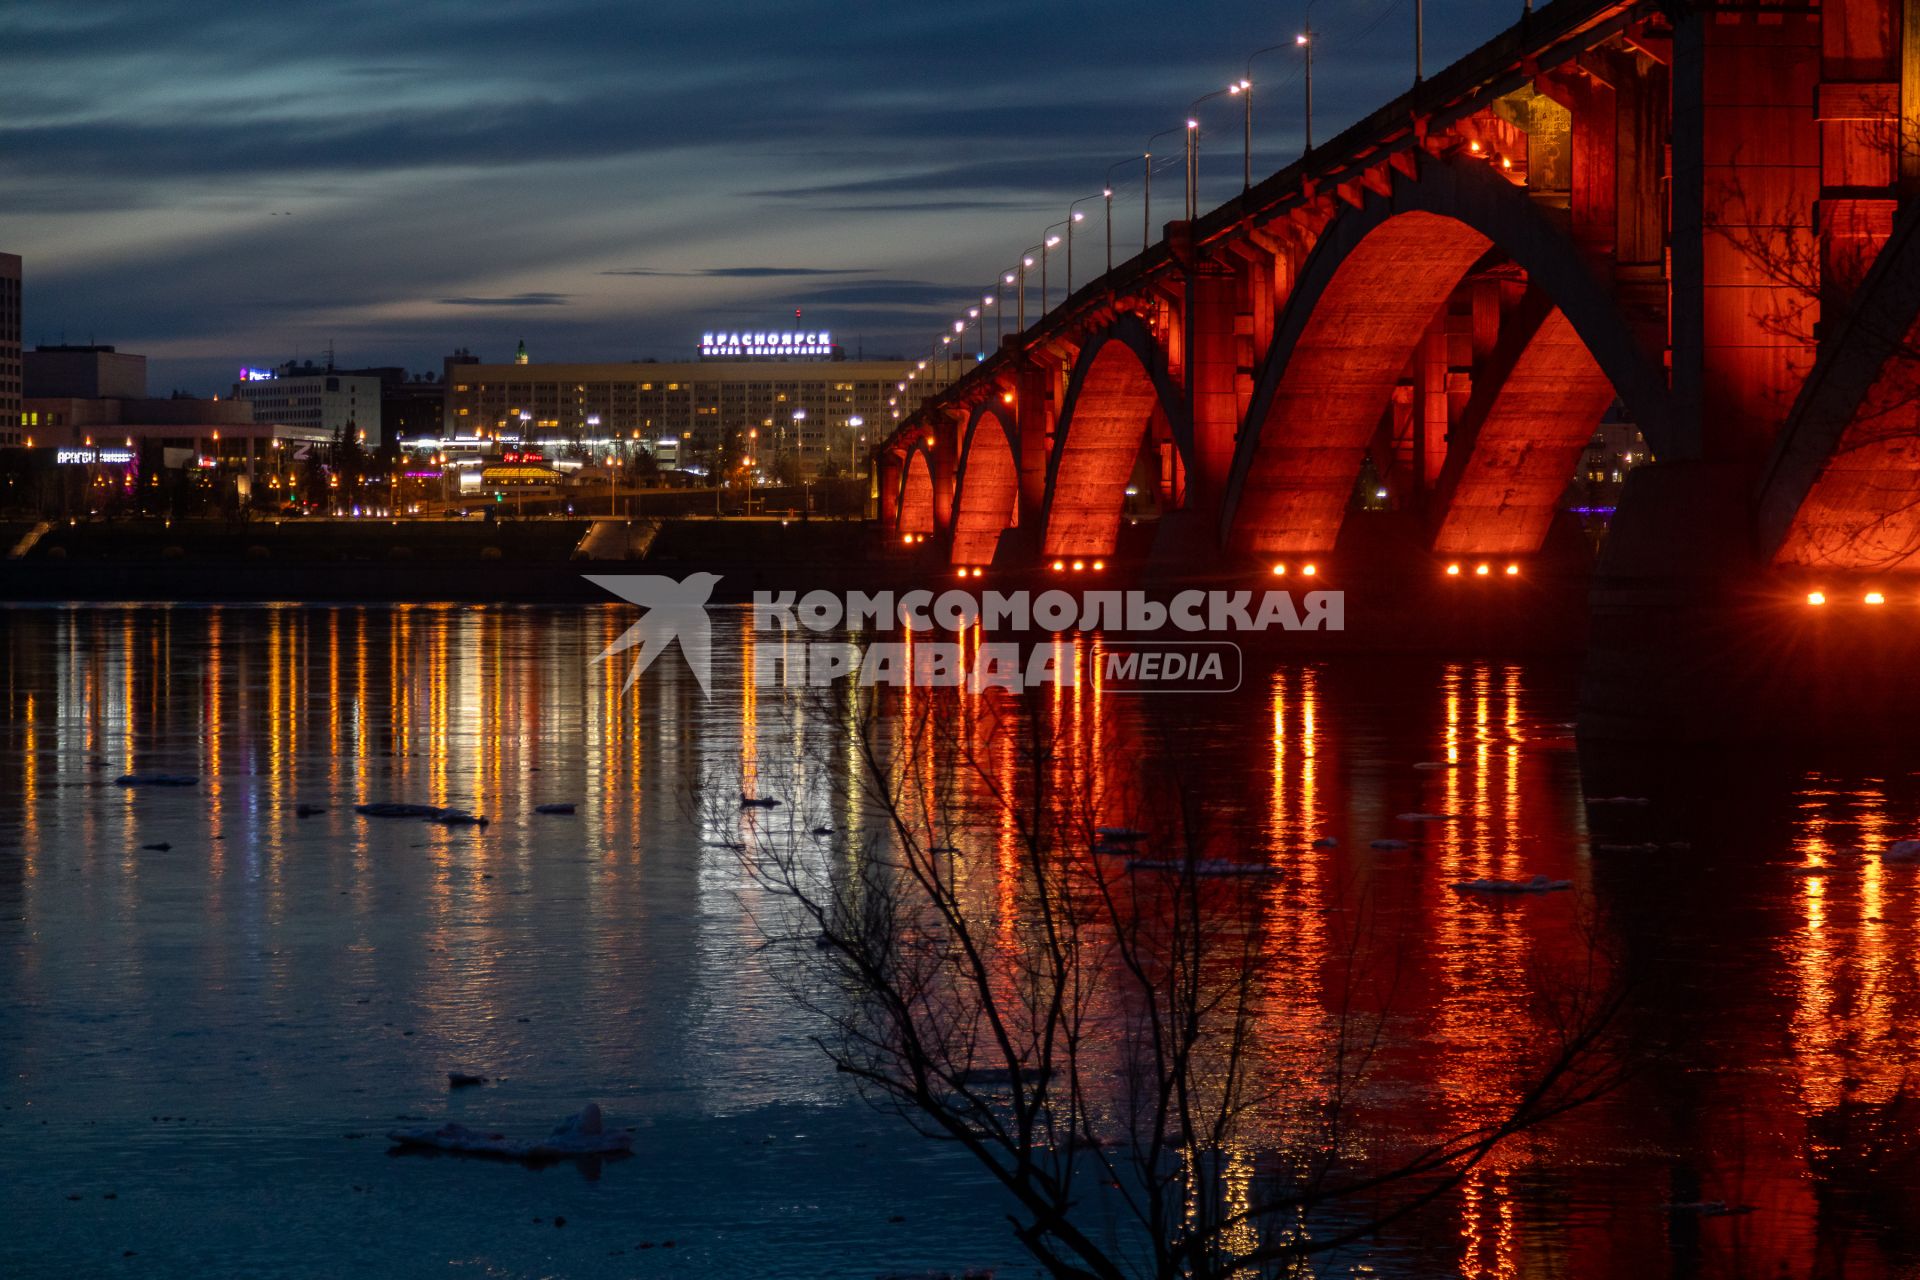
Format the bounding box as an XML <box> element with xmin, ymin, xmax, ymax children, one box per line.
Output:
<box><xmin>2</xmin><ymin>611</ymin><xmax>1918</xmax><ymax>1278</ymax></box>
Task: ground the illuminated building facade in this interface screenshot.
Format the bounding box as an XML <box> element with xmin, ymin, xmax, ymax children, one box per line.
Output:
<box><xmin>231</xmin><ymin>361</ymin><xmax>383</xmax><ymax>443</ymax></box>
<box><xmin>24</xmin><ymin>346</ymin><xmax>334</xmax><ymax>512</ymax></box>
<box><xmin>439</xmin><ymin>341</ymin><xmax>955</xmax><ymax>477</ymax></box>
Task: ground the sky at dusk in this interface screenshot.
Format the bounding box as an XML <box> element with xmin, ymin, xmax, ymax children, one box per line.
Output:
<box><xmin>4</xmin><ymin>0</ymin><xmax>1536</xmax><ymax>395</ymax></box>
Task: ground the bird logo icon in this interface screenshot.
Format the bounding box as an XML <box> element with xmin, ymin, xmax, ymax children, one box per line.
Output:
<box><xmin>585</xmin><ymin>573</ymin><xmax>722</xmax><ymax>697</ymax></box>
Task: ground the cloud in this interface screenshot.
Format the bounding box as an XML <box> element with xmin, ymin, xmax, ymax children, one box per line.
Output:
<box><xmin>599</xmin><ymin>266</ymin><xmax>873</xmax><ymax>279</ymax></box>
<box><xmin>436</xmin><ymin>293</ymin><xmax>571</xmax><ymax>307</ymax></box>
<box><xmin>774</xmin><ymin>279</ymin><xmax>961</xmax><ymax>308</ymax></box>
<box><xmin>815</xmin><ymin>199</ymin><xmax>1048</xmax><ymax>215</ymax></box>
<box><xmin>3</xmin><ymin>0</ymin><xmax>1550</xmax><ymax>396</ymax></box>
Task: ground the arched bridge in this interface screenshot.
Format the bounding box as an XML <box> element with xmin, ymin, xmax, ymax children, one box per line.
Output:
<box><xmin>876</xmin><ymin>0</ymin><xmax>1920</xmax><ymax>613</ymax></box>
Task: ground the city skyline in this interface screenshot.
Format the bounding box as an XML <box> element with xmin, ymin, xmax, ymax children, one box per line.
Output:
<box><xmin>6</xmin><ymin>0</ymin><xmax>1534</xmax><ymax>395</ymax></box>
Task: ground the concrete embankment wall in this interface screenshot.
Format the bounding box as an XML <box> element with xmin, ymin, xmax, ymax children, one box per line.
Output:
<box><xmin>0</xmin><ymin>517</ymin><xmax>900</xmax><ymax>603</ymax></box>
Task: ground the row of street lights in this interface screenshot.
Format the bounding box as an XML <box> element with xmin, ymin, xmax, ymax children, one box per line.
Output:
<box><xmin>899</xmin><ymin>0</ymin><xmax>1460</xmax><ymax>427</ymax></box>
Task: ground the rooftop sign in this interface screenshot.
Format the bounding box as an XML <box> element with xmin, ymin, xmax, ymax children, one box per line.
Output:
<box><xmin>56</xmin><ymin>447</ymin><xmax>135</xmax><ymax>465</ymax></box>
<box><xmin>699</xmin><ymin>330</ymin><xmax>833</xmax><ymax>359</ymax></box>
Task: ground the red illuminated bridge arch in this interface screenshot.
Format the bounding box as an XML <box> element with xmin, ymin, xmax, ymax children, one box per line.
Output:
<box><xmin>1223</xmin><ymin>155</ymin><xmax>1673</xmax><ymax>557</ymax></box>
<box><xmin>1042</xmin><ymin>312</ymin><xmax>1191</xmax><ymax>560</ymax></box>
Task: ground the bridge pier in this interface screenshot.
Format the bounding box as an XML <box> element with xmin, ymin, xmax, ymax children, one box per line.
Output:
<box><xmin>1006</xmin><ymin>345</ymin><xmax>1053</xmax><ymax>531</ymax></box>
<box><xmin>1582</xmin><ymin>462</ymin><xmax>1920</xmax><ymax>742</ymax></box>
<box><xmin>876</xmin><ymin>450</ymin><xmax>902</xmax><ymax>529</ymax></box>
<box><xmin>1188</xmin><ymin>257</ymin><xmax>1242</xmax><ymax>508</ymax></box>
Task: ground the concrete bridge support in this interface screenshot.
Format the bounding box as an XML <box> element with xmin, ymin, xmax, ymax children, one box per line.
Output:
<box><xmin>1188</xmin><ymin>259</ymin><xmax>1243</xmax><ymax>509</ymax></box>
<box><xmin>1011</xmin><ymin>345</ymin><xmax>1055</xmax><ymax>531</ymax></box>
<box><xmin>1580</xmin><ymin>0</ymin><xmax>1920</xmax><ymax>740</ymax></box>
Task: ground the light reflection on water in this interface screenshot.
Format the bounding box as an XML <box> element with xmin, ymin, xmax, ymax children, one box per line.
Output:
<box><xmin>0</xmin><ymin>605</ymin><xmax>1916</xmax><ymax>1279</ymax></box>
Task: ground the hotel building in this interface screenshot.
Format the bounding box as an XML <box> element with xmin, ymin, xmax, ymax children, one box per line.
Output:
<box><xmin>437</xmin><ymin>332</ymin><xmax>956</xmax><ymax>476</ymax></box>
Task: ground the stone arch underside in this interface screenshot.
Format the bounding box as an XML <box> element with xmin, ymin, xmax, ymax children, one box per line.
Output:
<box><xmin>1232</xmin><ymin>211</ymin><xmax>1493</xmax><ymax>554</ymax></box>
<box><xmin>1223</xmin><ymin>156</ymin><xmax>1670</xmax><ymax>558</ymax></box>
<box><xmin>951</xmin><ymin>409</ymin><xmax>1018</xmax><ymax>565</ymax></box>
<box><xmin>1762</xmin><ymin>203</ymin><xmax>1920</xmax><ymax>570</ymax></box>
<box><xmin>1044</xmin><ymin>337</ymin><xmax>1177</xmax><ymax>559</ymax></box>
<box><xmin>898</xmin><ymin>449</ymin><xmax>935</xmax><ymax>536</ymax></box>
<box><xmin>1434</xmin><ymin>305</ymin><xmax>1618</xmax><ymax>555</ymax></box>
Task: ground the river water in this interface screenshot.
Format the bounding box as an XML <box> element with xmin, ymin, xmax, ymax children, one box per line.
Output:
<box><xmin>1</xmin><ymin>605</ymin><xmax>1916</xmax><ymax>1279</ymax></box>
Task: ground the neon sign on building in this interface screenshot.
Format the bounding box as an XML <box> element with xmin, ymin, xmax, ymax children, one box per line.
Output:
<box><xmin>56</xmin><ymin>448</ymin><xmax>136</xmax><ymax>465</ymax></box>
<box><xmin>699</xmin><ymin>330</ymin><xmax>833</xmax><ymax>358</ymax></box>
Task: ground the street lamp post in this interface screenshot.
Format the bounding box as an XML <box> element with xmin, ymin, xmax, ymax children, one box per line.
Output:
<box><xmin>1016</xmin><ymin>247</ymin><xmax>1039</xmax><ymax>333</ymax></box>
<box><xmin>1143</xmin><ymin>126</ymin><xmax>1185</xmax><ymax>249</ymax></box>
<box><xmin>1229</xmin><ymin>78</ymin><xmax>1252</xmax><ymax>190</ymax></box>
<box><xmin>1067</xmin><ymin>196</ymin><xmax>1098</xmax><ymax>293</ymax></box>
<box><xmin>1234</xmin><ymin>43</ymin><xmax>1298</xmax><ymax>192</ymax></box>
<box><xmin>1103</xmin><ymin>157</ymin><xmax>1132</xmax><ymax>272</ymax></box>
<box><xmin>588</xmin><ymin>414</ymin><xmax>612</xmax><ymax>514</ymax></box>
<box><xmin>1185</xmin><ymin>118</ymin><xmax>1199</xmax><ymax>219</ymax></box>
<box><xmin>1041</xmin><ymin>221</ymin><xmax>1068</xmax><ymax>312</ymax></box>
<box><xmin>792</xmin><ymin>408</ymin><xmax>806</xmax><ymax>488</ymax></box>
<box><xmin>1187</xmin><ymin>89</ymin><xmax>1231</xmax><ymax>219</ymax></box>
<box><xmin>1298</xmin><ymin>10</ymin><xmax>1316</xmax><ymax>154</ymax></box>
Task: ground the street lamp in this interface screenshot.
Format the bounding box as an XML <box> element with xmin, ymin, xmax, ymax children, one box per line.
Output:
<box><xmin>1041</xmin><ymin>221</ymin><xmax>1068</xmax><ymax>312</ymax></box>
<box><xmin>1103</xmin><ymin>157</ymin><xmax>1134</xmax><ymax>272</ymax></box>
<box><xmin>1187</xmin><ymin>89</ymin><xmax>1231</xmax><ymax>219</ymax></box>
<box><xmin>1297</xmin><ymin>16</ymin><xmax>1315</xmax><ymax>155</ymax></box>
<box><xmin>1415</xmin><ymin>0</ymin><xmax>1424</xmax><ymax>83</ymax></box>
<box><xmin>1186</xmin><ymin>117</ymin><xmax>1199</xmax><ymax>221</ymax></box>
<box><xmin>983</xmin><ymin>290</ymin><xmax>998</xmax><ymax>345</ymax></box>
<box><xmin>1144</xmin><ymin>125</ymin><xmax>1185</xmax><ymax>249</ymax></box>
<box><xmin>967</xmin><ymin>306</ymin><xmax>982</xmax><ymax>359</ymax></box>
<box><xmin>1228</xmin><ymin>79</ymin><xmax>1251</xmax><ymax>192</ymax></box>
<box><xmin>1067</xmin><ymin>196</ymin><xmax>1098</xmax><ymax>293</ymax></box>
<box><xmin>1016</xmin><ymin>249</ymin><xmax>1039</xmax><ymax>333</ymax></box>
<box><xmin>1235</xmin><ymin>43</ymin><xmax>1296</xmax><ymax>192</ymax></box>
